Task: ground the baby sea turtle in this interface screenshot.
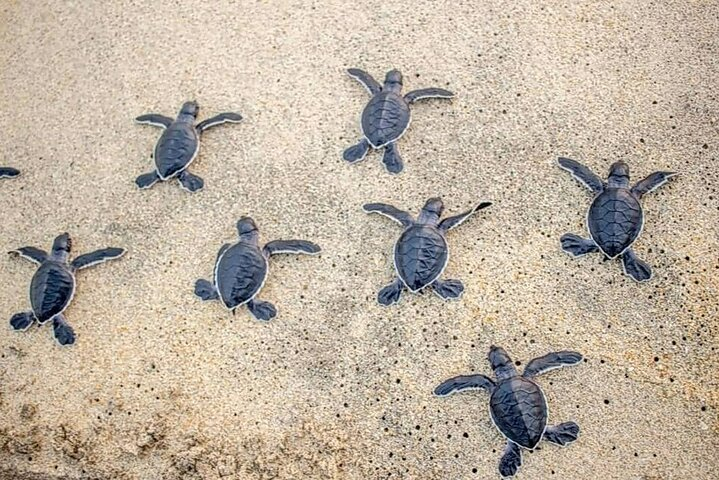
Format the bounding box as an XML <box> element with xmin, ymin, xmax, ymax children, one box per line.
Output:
<box><xmin>8</xmin><ymin>233</ymin><xmax>126</xmax><ymax>346</ymax></box>
<box><xmin>135</xmin><ymin>101</ymin><xmax>242</xmax><ymax>192</ymax></box>
<box><xmin>363</xmin><ymin>197</ymin><xmax>491</xmax><ymax>305</ymax></box>
<box><xmin>194</xmin><ymin>217</ymin><xmax>321</xmax><ymax>321</ymax></box>
<box><xmin>0</xmin><ymin>167</ymin><xmax>20</xmax><ymax>178</ymax></box>
<box><xmin>435</xmin><ymin>346</ymin><xmax>583</xmax><ymax>478</ymax></box>
<box><xmin>343</xmin><ymin>69</ymin><xmax>454</xmax><ymax>174</ymax></box>
<box><xmin>558</xmin><ymin>157</ymin><xmax>677</xmax><ymax>282</ymax></box>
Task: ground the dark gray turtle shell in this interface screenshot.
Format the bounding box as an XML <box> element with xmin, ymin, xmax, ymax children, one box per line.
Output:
<box><xmin>154</xmin><ymin>122</ymin><xmax>199</xmax><ymax>179</ymax></box>
<box><xmin>588</xmin><ymin>188</ymin><xmax>643</xmax><ymax>258</ymax></box>
<box><xmin>30</xmin><ymin>262</ymin><xmax>75</xmax><ymax>323</ymax></box>
<box><xmin>489</xmin><ymin>377</ymin><xmax>547</xmax><ymax>449</ymax></box>
<box><xmin>394</xmin><ymin>225</ymin><xmax>448</xmax><ymax>292</ymax></box>
<box><xmin>361</xmin><ymin>92</ymin><xmax>410</xmax><ymax>148</ymax></box>
<box><xmin>215</xmin><ymin>243</ymin><xmax>267</xmax><ymax>309</ymax></box>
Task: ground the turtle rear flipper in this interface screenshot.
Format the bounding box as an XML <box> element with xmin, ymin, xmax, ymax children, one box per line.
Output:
<box><xmin>378</xmin><ymin>279</ymin><xmax>403</xmax><ymax>306</ymax></box>
<box><xmin>177</xmin><ymin>171</ymin><xmax>204</xmax><ymax>193</ymax></box>
<box><xmin>136</xmin><ymin>171</ymin><xmax>160</xmax><ymax>189</ymax></box>
<box><xmin>10</xmin><ymin>312</ymin><xmax>35</xmax><ymax>331</ymax></box>
<box><xmin>432</xmin><ymin>279</ymin><xmax>464</xmax><ymax>300</ymax></box>
<box><xmin>194</xmin><ymin>279</ymin><xmax>218</xmax><ymax>301</ymax></box>
<box><xmin>560</xmin><ymin>233</ymin><xmax>598</xmax><ymax>257</ymax></box>
<box><xmin>247</xmin><ymin>299</ymin><xmax>277</xmax><ymax>322</ymax></box>
<box><xmin>544</xmin><ymin>422</ymin><xmax>580</xmax><ymax>446</ymax></box>
<box><xmin>622</xmin><ymin>249</ymin><xmax>652</xmax><ymax>282</ymax></box>
<box><xmin>381</xmin><ymin>143</ymin><xmax>403</xmax><ymax>174</ymax></box>
<box><xmin>343</xmin><ymin>139</ymin><xmax>370</xmax><ymax>163</ymax></box>
<box><xmin>0</xmin><ymin>167</ymin><xmax>20</xmax><ymax>178</ymax></box>
<box><xmin>52</xmin><ymin>314</ymin><xmax>75</xmax><ymax>346</ymax></box>
<box><xmin>498</xmin><ymin>441</ymin><xmax>522</xmax><ymax>478</ymax></box>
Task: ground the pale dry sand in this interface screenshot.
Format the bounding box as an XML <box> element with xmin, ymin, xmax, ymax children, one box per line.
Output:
<box><xmin>0</xmin><ymin>1</ymin><xmax>717</xmax><ymax>479</ymax></box>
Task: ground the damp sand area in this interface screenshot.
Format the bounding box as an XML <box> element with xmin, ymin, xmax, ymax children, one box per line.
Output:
<box><xmin>0</xmin><ymin>1</ymin><xmax>717</xmax><ymax>479</ymax></box>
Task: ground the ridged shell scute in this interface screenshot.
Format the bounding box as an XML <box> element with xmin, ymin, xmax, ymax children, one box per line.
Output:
<box><xmin>155</xmin><ymin>122</ymin><xmax>199</xmax><ymax>178</ymax></box>
<box><xmin>215</xmin><ymin>243</ymin><xmax>267</xmax><ymax>308</ymax></box>
<box><xmin>394</xmin><ymin>225</ymin><xmax>448</xmax><ymax>291</ymax></box>
<box><xmin>361</xmin><ymin>92</ymin><xmax>410</xmax><ymax>147</ymax></box>
<box><xmin>30</xmin><ymin>262</ymin><xmax>75</xmax><ymax>322</ymax></box>
<box><xmin>588</xmin><ymin>188</ymin><xmax>643</xmax><ymax>258</ymax></box>
<box><xmin>490</xmin><ymin>377</ymin><xmax>547</xmax><ymax>449</ymax></box>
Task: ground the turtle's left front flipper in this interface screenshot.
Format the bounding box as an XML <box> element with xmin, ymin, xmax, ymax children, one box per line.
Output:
<box><xmin>0</xmin><ymin>167</ymin><xmax>20</xmax><ymax>178</ymax></box>
<box><xmin>630</xmin><ymin>171</ymin><xmax>677</xmax><ymax>199</ymax></box>
<box><xmin>196</xmin><ymin>112</ymin><xmax>243</xmax><ymax>133</ymax></box>
<box><xmin>523</xmin><ymin>351</ymin><xmax>583</xmax><ymax>378</ymax></box>
<box><xmin>404</xmin><ymin>88</ymin><xmax>454</xmax><ymax>103</ymax></box>
<box><xmin>263</xmin><ymin>240</ymin><xmax>321</xmax><ymax>256</ymax></box>
<box><xmin>438</xmin><ymin>202</ymin><xmax>492</xmax><ymax>233</ymax></box>
<box><xmin>71</xmin><ymin>247</ymin><xmax>126</xmax><ymax>271</ymax></box>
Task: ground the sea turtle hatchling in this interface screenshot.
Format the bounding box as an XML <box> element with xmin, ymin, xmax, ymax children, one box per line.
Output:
<box><xmin>8</xmin><ymin>233</ymin><xmax>126</xmax><ymax>346</ymax></box>
<box><xmin>558</xmin><ymin>157</ymin><xmax>677</xmax><ymax>282</ymax></box>
<box><xmin>0</xmin><ymin>167</ymin><xmax>20</xmax><ymax>179</ymax></box>
<box><xmin>363</xmin><ymin>197</ymin><xmax>491</xmax><ymax>305</ymax></box>
<box><xmin>135</xmin><ymin>101</ymin><xmax>242</xmax><ymax>192</ymax></box>
<box><xmin>435</xmin><ymin>346</ymin><xmax>583</xmax><ymax>478</ymax></box>
<box><xmin>343</xmin><ymin>68</ymin><xmax>454</xmax><ymax>174</ymax></box>
<box><xmin>194</xmin><ymin>217</ymin><xmax>321</xmax><ymax>321</ymax></box>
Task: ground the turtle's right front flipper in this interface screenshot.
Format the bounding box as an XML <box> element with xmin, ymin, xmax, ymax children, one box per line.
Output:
<box><xmin>362</xmin><ymin>203</ymin><xmax>413</xmax><ymax>227</ymax></box>
<box><xmin>498</xmin><ymin>441</ymin><xmax>522</xmax><ymax>478</ymax></box>
<box><xmin>135</xmin><ymin>114</ymin><xmax>173</xmax><ymax>128</ymax></box>
<box><xmin>0</xmin><ymin>167</ymin><xmax>20</xmax><ymax>178</ymax></box>
<box><xmin>558</xmin><ymin>157</ymin><xmax>605</xmax><ymax>193</ymax></box>
<box><xmin>136</xmin><ymin>171</ymin><xmax>160</xmax><ymax>189</ymax></box>
<box><xmin>9</xmin><ymin>246</ymin><xmax>48</xmax><ymax>264</ymax></box>
<box><xmin>196</xmin><ymin>112</ymin><xmax>243</xmax><ymax>133</ymax></box>
<box><xmin>71</xmin><ymin>248</ymin><xmax>126</xmax><ymax>271</ymax></box>
<box><xmin>433</xmin><ymin>374</ymin><xmax>495</xmax><ymax>397</ymax></box>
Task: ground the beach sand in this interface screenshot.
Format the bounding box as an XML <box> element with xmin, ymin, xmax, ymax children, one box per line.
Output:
<box><xmin>0</xmin><ymin>1</ymin><xmax>717</xmax><ymax>479</ymax></box>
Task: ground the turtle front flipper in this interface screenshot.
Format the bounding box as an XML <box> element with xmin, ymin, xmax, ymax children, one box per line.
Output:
<box><xmin>9</xmin><ymin>246</ymin><xmax>48</xmax><ymax>264</ymax></box>
<box><xmin>177</xmin><ymin>171</ymin><xmax>204</xmax><ymax>193</ymax></box>
<box><xmin>196</xmin><ymin>112</ymin><xmax>243</xmax><ymax>133</ymax></box>
<box><xmin>247</xmin><ymin>299</ymin><xmax>277</xmax><ymax>322</ymax></box>
<box><xmin>404</xmin><ymin>88</ymin><xmax>454</xmax><ymax>103</ymax></box>
<box><xmin>343</xmin><ymin>138</ymin><xmax>371</xmax><ymax>163</ymax></box>
<box><xmin>0</xmin><ymin>167</ymin><xmax>20</xmax><ymax>178</ymax></box>
<box><xmin>263</xmin><ymin>240</ymin><xmax>321</xmax><ymax>257</ymax></box>
<box><xmin>630</xmin><ymin>170</ymin><xmax>677</xmax><ymax>199</ymax></box>
<box><xmin>431</xmin><ymin>279</ymin><xmax>464</xmax><ymax>300</ymax></box>
<box><xmin>543</xmin><ymin>422</ymin><xmax>580</xmax><ymax>446</ymax></box>
<box><xmin>523</xmin><ymin>351</ymin><xmax>583</xmax><ymax>378</ymax></box>
<box><xmin>621</xmin><ymin>249</ymin><xmax>652</xmax><ymax>282</ymax></box>
<box><xmin>135</xmin><ymin>114</ymin><xmax>173</xmax><ymax>128</ymax></box>
<box><xmin>71</xmin><ymin>247</ymin><xmax>126</xmax><ymax>271</ymax></box>
<box><xmin>560</xmin><ymin>233</ymin><xmax>598</xmax><ymax>257</ymax></box>
<box><xmin>136</xmin><ymin>171</ymin><xmax>161</xmax><ymax>189</ymax></box>
<box><xmin>347</xmin><ymin>68</ymin><xmax>382</xmax><ymax>96</ymax></box>
<box><xmin>362</xmin><ymin>203</ymin><xmax>413</xmax><ymax>227</ymax></box>
<box><xmin>52</xmin><ymin>314</ymin><xmax>75</xmax><ymax>346</ymax></box>
<box><xmin>498</xmin><ymin>441</ymin><xmax>522</xmax><ymax>478</ymax></box>
<box><xmin>438</xmin><ymin>202</ymin><xmax>492</xmax><ymax>233</ymax></box>
<box><xmin>381</xmin><ymin>143</ymin><xmax>403</xmax><ymax>174</ymax></box>
<box><xmin>10</xmin><ymin>312</ymin><xmax>35</xmax><ymax>331</ymax></box>
<box><xmin>433</xmin><ymin>374</ymin><xmax>495</xmax><ymax>397</ymax></box>
<box><xmin>378</xmin><ymin>278</ymin><xmax>403</xmax><ymax>306</ymax></box>
<box><xmin>194</xmin><ymin>279</ymin><xmax>219</xmax><ymax>301</ymax></box>
<box><xmin>558</xmin><ymin>157</ymin><xmax>605</xmax><ymax>193</ymax></box>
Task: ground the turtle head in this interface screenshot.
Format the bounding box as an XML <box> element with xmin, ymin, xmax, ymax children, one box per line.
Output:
<box><xmin>383</xmin><ymin>69</ymin><xmax>403</xmax><ymax>93</ymax></box>
<box><xmin>607</xmin><ymin>160</ymin><xmax>630</xmax><ymax>188</ymax></box>
<box><xmin>178</xmin><ymin>101</ymin><xmax>199</xmax><ymax>121</ymax></box>
<box><xmin>488</xmin><ymin>345</ymin><xmax>517</xmax><ymax>380</ymax></box>
<box><xmin>236</xmin><ymin>217</ymin><xmax>260</xmax><ymax>244</ymax></box>
<box><xmin>51</xmin><ymin>233</ymin><xmax>72</xmax><ymax>262</ymax></box>
<box><xmin>418</xmin><ymin>197</ymin><xmax>444</xmax><ymax>225</ymax></box>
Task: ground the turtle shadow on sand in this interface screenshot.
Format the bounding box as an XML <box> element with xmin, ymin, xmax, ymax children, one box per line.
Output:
<box><xmin>558</xmin><ymin>157</ymin><xmax>677</xmax><ymax>282</ymax></box>
<box><xmin>8</xmin><ymin>233</ymin><xmax>126</xmax><ymax>346</ymax></box>
<box><xmin>343</xmin><ymin>68</ymin><xmax>454</xmax><ymax>174</ymax></box>
<box><xmin>435</xmin><ymin>346</ymin><xmax>583</xmax><ymax>478</ymax></box>
<box><xmin>194</xmin><ymin>217</ymin><xmax>321</xmax><ymax>322</ymax></box>
<box><xmin>135</xmin><ymin>101</ymin><xmax>242</xmax><ymax>193</ymax></box>
<box><xmin>363</xmin><ymin>197</ymin><xmax>492</xmax><ymax>306</ymax></box>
